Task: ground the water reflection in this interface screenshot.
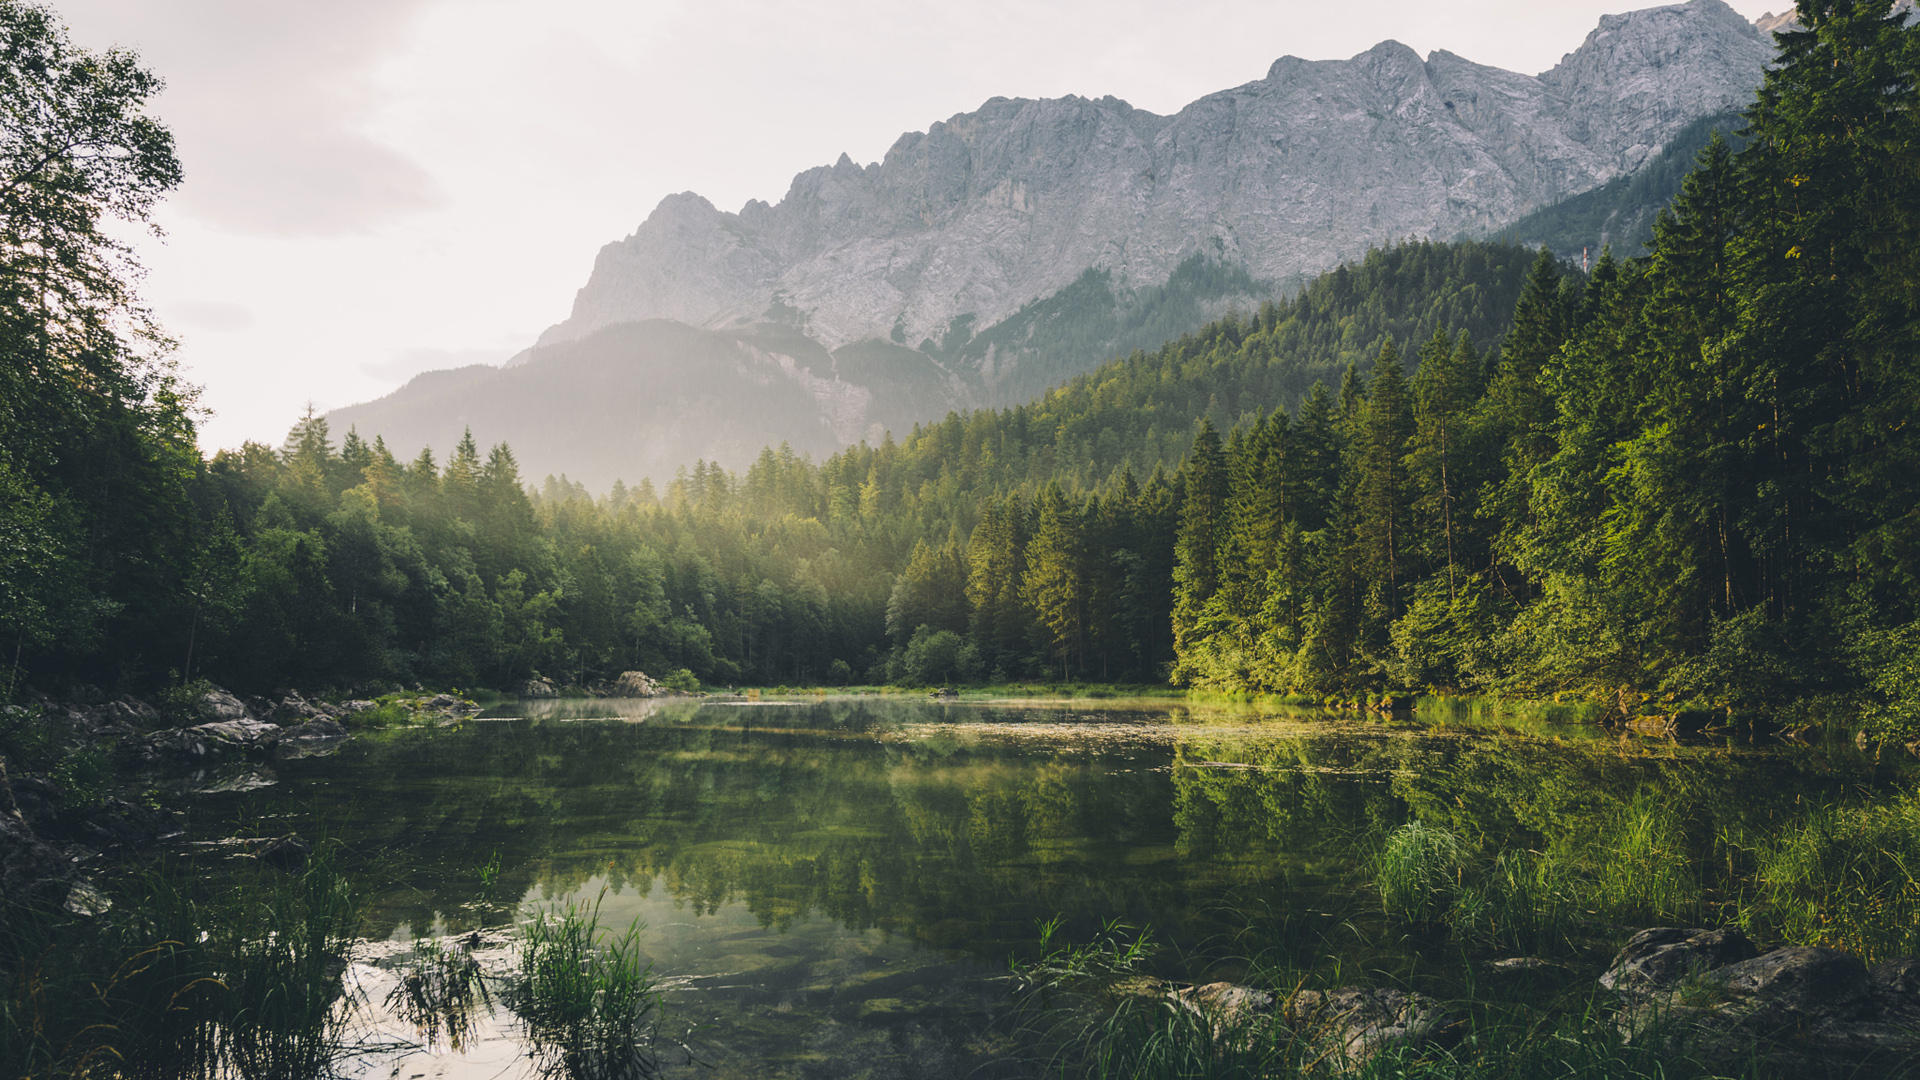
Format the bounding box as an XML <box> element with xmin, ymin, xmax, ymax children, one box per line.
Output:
<box><xmin>193</xmin><ymin>696</ymin><xmax>1910</xmax><ymax>1078</ymax></box>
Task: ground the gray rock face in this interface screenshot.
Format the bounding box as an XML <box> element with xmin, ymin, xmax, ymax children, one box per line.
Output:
<box><xmin>537</xmin><ymin>0</ymin><xmax>1774</xmax><ymax>382</ymax></box>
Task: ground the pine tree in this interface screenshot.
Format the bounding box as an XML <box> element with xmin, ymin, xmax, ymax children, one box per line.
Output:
<box><xmin>1022</xmin><ymin>482</ymin><xmax>1086</xmax><ymax>679</ymax></box>
<box><xmin>1171</xmin><ymin>420</ymin><xmax>1227</xmax><ymax>681</ymax></box>
<box><xmin>1355</xmin><ymin>340</ymin><xmax>1415</xmax><ymax>616</ymax></box>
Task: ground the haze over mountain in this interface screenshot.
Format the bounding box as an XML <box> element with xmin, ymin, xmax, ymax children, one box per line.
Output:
<box><xmin>330</xmin><ymin>0</ymin><xmax>1779</xmax><ymax>492</ymax></box>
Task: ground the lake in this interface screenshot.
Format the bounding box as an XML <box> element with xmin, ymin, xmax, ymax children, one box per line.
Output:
<box><xmin>181</xmin><ymin>695</ymin><xmax>1915</xmax><ymax>1079</ymax></box>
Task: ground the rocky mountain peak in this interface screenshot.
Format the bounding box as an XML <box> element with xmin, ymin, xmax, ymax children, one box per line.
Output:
<box><xmin>531</xmin><ymin>0</ymin><xmax>1776</xmax><ymax>366</ymax></box>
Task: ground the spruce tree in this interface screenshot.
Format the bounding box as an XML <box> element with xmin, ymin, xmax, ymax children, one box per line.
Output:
<box><xmin>1171</xmin><ymin>420</ymin><xmax>1227</xmax><ymax>680</ymax></box>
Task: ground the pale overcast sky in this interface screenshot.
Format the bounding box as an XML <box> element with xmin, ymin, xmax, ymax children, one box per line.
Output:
<box><xmin>54</xmin><ymin>0</ymin><xmax>1781</xmax><ymax>454</ymax></box>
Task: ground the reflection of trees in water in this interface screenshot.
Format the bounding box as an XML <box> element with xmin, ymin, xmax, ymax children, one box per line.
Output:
<box><xmin>1167</xmin><ymin>729</ymin><xmax>1914</xmax><ymax>906</ymax></box>
<box><xmin>245</xmin><ymin>707</ymin><xmax>1911</xmax><ymax>955</ymax></box>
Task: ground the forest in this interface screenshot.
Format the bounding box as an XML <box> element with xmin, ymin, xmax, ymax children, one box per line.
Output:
<box><xmin>4</xmin><ymin>1</ymin><xmax>1918</xmax><ymax>739</ymax></box>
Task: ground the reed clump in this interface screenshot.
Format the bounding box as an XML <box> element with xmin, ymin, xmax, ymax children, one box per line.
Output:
<box><xmin>1739</xmin><ymin>791</ymin><xmax>1920</xmax><ymax>963</ymax></box>
<box><xmin>504</xmin><ymin>897</ymin><xmax>663</xmax><ymax>1080</ymax></box>
<box><xmin>0</xmin><ymin>847</ymin><xmax>360</xmax><ymax>1080</ymax></box>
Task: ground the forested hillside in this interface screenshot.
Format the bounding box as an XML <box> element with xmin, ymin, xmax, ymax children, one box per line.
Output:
<box><xmin>7</xmin><ymin>2</ymin><xmax>1918</xmax><ymax>739</ymax></box>
<box><xmin>1490</xmin><ymin>110</ymin><xmax>1750</xmax><ymax>259</ymax></box>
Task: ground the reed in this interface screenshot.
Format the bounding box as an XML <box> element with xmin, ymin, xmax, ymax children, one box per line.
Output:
<box><xmin>1373</xmin><ymin>821</ymin><xmax>1471</xmax><ymax>927</ymax></box>
<box><xmin>0</xmin><ymin>848</ymin><xmax>361</xmax><ymax>1080</ymax></box>
<box><xmin>1742</xmin><ymin>793</ymin><xmax>1920</xmax><ymax>962</ymax></box>
<box><xmin>506</xmin><ymin>896</ymin><xmax>662</xmax><ymax>1080</ymax></box>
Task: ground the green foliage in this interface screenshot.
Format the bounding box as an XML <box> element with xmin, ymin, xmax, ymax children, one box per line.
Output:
<box><xmin>1741</xmin><ymin>790</ymin><xmax>1920</xmax><ymax>963</ymax></box>
<box><xmin>7</xmin><ymin>0</ymin><xmax>1918</xmax><ymax>724</ymax></box>
<box><xmin>0</xmin><ymin>849</ymin><xmax>361</xmax><ymax>1080</ymax></box>
<box><xmin>508</xmin><ymin>898</ymin><xmax>662</xmax><ymax>1080</ymax></box>
<box><xmin>1373</xmin><ymin>821</ymin><xmax>1469</xmax><ymax>926</ymax></box>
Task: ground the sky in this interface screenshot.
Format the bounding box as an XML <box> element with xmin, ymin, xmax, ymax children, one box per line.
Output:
<box><xmin>54</xmin><ymin>0</ymin><xmax>1783</xmax><ymax>454</ymax></box>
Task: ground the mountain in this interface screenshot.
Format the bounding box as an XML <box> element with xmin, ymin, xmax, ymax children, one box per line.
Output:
<box><xmin>329</xmin><ymin>0</ymin><xmax>1778</xmax><ymax>491</ymax></box>
<box><xmin>1490</xmin><ymin>109</ymin><xmax>1749</xmax><ymax>261</ymax></box>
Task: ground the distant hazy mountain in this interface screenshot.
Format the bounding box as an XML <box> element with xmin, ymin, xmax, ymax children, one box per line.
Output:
<box><xmin>330</xmin><ymin>0</ymin><xmax>1779</xmax><ymax>492</ymax></box>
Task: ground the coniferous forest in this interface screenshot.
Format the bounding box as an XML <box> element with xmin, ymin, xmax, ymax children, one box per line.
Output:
<box><xmin>4</xmin><ymin>2</ymin><xmax>1920</xmax><ymax>740</ymax></box>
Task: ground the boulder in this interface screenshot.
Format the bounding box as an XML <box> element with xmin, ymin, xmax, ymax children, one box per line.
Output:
<box><xmin>197</xmin><ymin>686</ymin><xmax>254</xmax><ymax>723</ymax></box>
<box><xmin>147</xmin><ymin>718</ymin><xmax>283</xmax><ymax>761</ymax></box>
<box><xmin>1599</xmin><ymin>926</ymin><xmax>1759</xmax><ymax>993</ymax></box>
<box><xmin>1871</xmin><ymin>957</ymin><xmax>1920</xmax><ymax>996</ymax></box>
<box><xmin>1284</xmin><ymin>987</ymin><xmax>1464</xmax><ymax>1067</ymax></box>
<box><xmin>265</xmin><ymin>692</ymin><xmax>339</xmax><ymax>724</ymax></box>
<box><xmin>1606</xmin><ymin>930</ymin><xmax>1920</xmax><ymax>1073</ymax></box>
<box><xmin>517</xmin><ymin>678</ymin><xmax>560</xmax><ymax>698</ymax></box>
<box><xmin>1174</xmin><ymin>981</ymin><xmax>1277</xmax><ymax>1029</ymax></box>
<box><xmin>281</xmin><ymin>718</ymin><xmax>348</xmax><ymax>742</ymax></box>
<box><xmin>603</xmin><ymin>671</ymin><xmax>663</xmax><ymax>697</ymax></box>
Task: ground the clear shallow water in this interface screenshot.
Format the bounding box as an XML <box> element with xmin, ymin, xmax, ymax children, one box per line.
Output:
<box><xmin>182</xmin><ymin>696</ymin><xmax>1913</xmax><ymax>1079</ymax></box>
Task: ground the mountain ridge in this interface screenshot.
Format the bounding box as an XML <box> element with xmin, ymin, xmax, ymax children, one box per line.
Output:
<box><xmin>534</xmin><ymin>0</ymin><xmax>1772</xmax><ymax>362</ymax></box>
<box><xmin>329</xmin><ymin>0</ymin><xmax>1782</xmax><ymax>492</ymax></box>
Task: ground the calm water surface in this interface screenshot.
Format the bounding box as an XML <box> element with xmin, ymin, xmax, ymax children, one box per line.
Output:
<box><xmin>183</xmin><ymin>696</ymin><xmax>1912</xmax><ymax>1079</ymax></box>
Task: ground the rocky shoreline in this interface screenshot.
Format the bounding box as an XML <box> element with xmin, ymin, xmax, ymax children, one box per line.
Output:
<box><xmin>0</xmin><ymin>682</ymin><xmax>489</xmax><ymax>911</ymax></box>
<box><xmin>1155</xmin><ymin>926</ymin><xmax>1920</xmax><ymax>1075</ymax></box>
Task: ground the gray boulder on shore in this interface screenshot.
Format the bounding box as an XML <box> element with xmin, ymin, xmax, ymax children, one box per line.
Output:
<box><xmin>1602</xmin><ymin>927</ymin><xmax>1920</xmax><ymax>1073</ymax></box>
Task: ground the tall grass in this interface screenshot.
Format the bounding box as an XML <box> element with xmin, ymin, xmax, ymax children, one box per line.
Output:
<box><xmin>1585</xmin><ymin>791</ymin><xmax>1702</xmax><ymax>924</ymax></box>
<box><xmin>1374</xmin><ymin>822</ymin><xmax>1470</xmax><ymax>927</ymax></box>
<box><xmin>386</xmin><ymin>937</ymin><xmax>492</xmax><ymax>1053</ymax></box>
<box><xmin>505</xmin><ymin>896</ymin><xmax>662</xmax><ymax>1080</ymax></box>
<box><xmin>1002</xmin><ymin>920</ymin><xmax>1785</xmax><ymax>1080</ymax></box>
<box><xmin>0</xmin><ymin>849</ymin><xmax>361</xmax><ymax>1080</ymax></box>
<box><xmin>1740</xmin><ymin>793</ymin><xmax>1920</xmax><ymax>962</ymax></box>
<box><xmin>1366</xmin><ymin>789</ymin><xmax>1707</xmax><ymax>951</ymax></box>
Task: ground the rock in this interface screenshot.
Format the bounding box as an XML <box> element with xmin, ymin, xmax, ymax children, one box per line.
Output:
<box><xmin>1174</xmin><ymin>981</ymin><xmax>1277</xmax><ymax>1029</ymax></box>
<box><xmin>328</xmin><ymin>3</ymin><xmax>1778</xmax><ymax>492</ymax></box>
<box><xmin>197</xmin><ymin>686</ymin><xmax>254</xmax><ymax>724</ymax></box>
<box><xmin>251</xmin><ymin>833</ymin><xmax>312</xmax><ymax>871</ymax></box>
<box><xmin>1700</xmin><ymin>946</ymin><xmax>1873</xmax><ymax>1015</ymax></box>
<box><xmin>930</xmin><ymin>687</ymin><xmax>958</xmax><ymax>699</ymax></box>
<box><xmin>265</xmin><ymin>692</ymin><xmax>337</xmax><ymax>724</ymax></box>
<box><xmin>1871</xmin><ymin>957</ymin><xmax>1920</xmax><ymax>996</ymax></box>
<box><xmin>1484</xmin><ymin>956</ymin><xmax>1565</xmax><ymax>976</ymax></box>
<box><xmin>281</xmin><ymin>718</ymin><xmax>348</xmax><ymax>742</ymax></box>
<box><xmin>338</xmin><ymin>700</ymin><xmax>377</xmax><ymax>717</ymax></box>
<box><xmin>7</xmin><ymin>774</ymin><xmax>63</xmax><ymax>835</ymax></box>
<box><xmin>517</xmin><ymin>678</ymin><xmax>560</xmax><ymax>698</ymax></box>
<box><xmin>146</xmin><ymin>719</ymin><xmax>283</xmax><ymax>761</ymax></box>
<box><xmin>1285</xmin><ymin>987</ymin><xmax>1465</xmax><ymax>1067</ymax></box>
<box><xmin>1599</xmin><ymin>926</ymin><xmax>1759</xmax><ymax>993</ymax></box>
<box><xmin>1606</xmin><ymin>930</ymin><xmax>1920</xmax><ymax>1073</ymax></box>
<box><xmin>602</xmin><ymin>671</ymin><xmax>664</xmax><ymax>697</ymax></box>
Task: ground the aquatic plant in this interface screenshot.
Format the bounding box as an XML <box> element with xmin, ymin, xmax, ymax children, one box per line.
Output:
<box><xmin>385</xmin><ymin>936</ymin><xmax>492</xmax><ymax>1053</ymax></box>
<box><xmin>0</xmin><ymin>848</ymin><xmax>361</xmax><ymax>1080</ymax></box>
<box><xmin>506</xmin><ymin>897</ymin><xmax>662</xmax><ymax>1080</ymax></box>
<box><xmin>1743</xmin><ymin>792</ymin><xmax>1920</xmax><ymax>962</ymax></box>
<box><xmin>1373</xmin><ymin>821</ymin><xmax>1470</xmax><ymax>927</ymax></box>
